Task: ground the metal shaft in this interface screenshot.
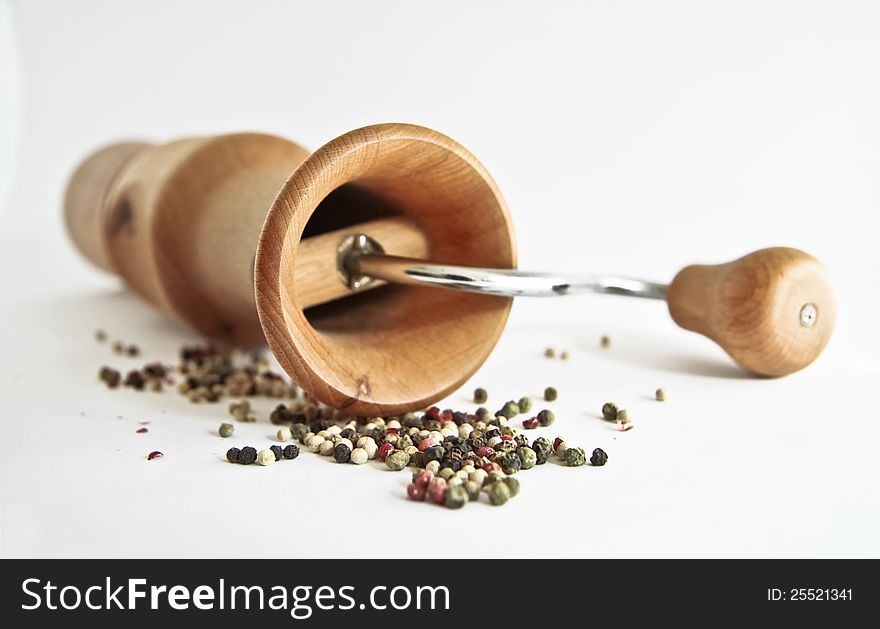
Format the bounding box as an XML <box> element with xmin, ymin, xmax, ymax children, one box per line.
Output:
<box><xmin>340</xmin><ymin>234</ymin><xmax>668</xmax><ymax>300</ymax></box>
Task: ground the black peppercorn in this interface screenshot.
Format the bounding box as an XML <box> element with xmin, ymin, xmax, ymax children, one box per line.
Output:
<box><xmin>424</xmin><ymin>445</ymin><xmax>445</xmax><ymax>462</ymax></box>
<box><xmin>226</xmin><ymin>447</ymin><xmax>241</xmax><ymax>463</ymax></box>
<box><xmin>270</xmin><ymin>445</ymin><xmax>284</xmax><ymax>461</ymax></box>
<box><xmin>590</xmin><ymin>448</ymin><xmax>608</xmax><ymax>466</ymax></box>
<box><xmin>532</xmin><ymin>437</ymin><xmax>552</xmax><ymax>465</ymax></box>
<box><xmin>282</xmin><ymin>444</ymin><xmax>300</xmax><ymax>460</ymax></box>
<box><xmin>334</xmin><ymin>443</ymin><xmax>352</xmax><ymax>463</ymax></box>
<box><xmin>238</xmin><ymin>446</ymin><xmax>257</xmax><ymax>465</ymax></box>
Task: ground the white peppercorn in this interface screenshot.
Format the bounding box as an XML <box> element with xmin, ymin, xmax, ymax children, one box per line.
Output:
<box><xmin>257</xmin><ymin>448</ymin><xmax>276</xmax><ymax>466</ymax></box>
<box><xmin>276</xmin><ymin>426</ymin><xmax>292</xmax><ymax>442</ymax></box>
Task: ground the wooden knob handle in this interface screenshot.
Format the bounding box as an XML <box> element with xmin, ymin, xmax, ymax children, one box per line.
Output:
<box><xmin>666</xmin><ymin>247</ymin><xmax>836</xmax><ymax>376</ymax></box>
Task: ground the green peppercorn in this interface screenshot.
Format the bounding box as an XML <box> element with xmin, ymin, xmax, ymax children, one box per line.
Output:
<box><xmin>544</xmin><ymin>387</ymin><xmax>557</xmax><ymax>402</ymax></box>
<box><xmin>517</xmin><ymin>397</ymin><xmax>532</xmax><ymax>413</ymax></box>
<box><xmin>386</xmin><ymin>450</ymin><xmax>410</xmax><ymax>471</ymax></box>
<box><xmin>537</xmin><ymin>409</ymin><xmax>555</xmax><ymax>427</ymax></box>
<box><xmin>600</xmin><ymin>335</ymin><xmax>611</xmax><ymax>348</ymax></box>
<box><xmin>517</xmin><ymin>446</ymin><xmax>537</xmax><ymax>470</ymax></box>
<box><xmin>601</xmin><ymin>402</ymin><xmax>619</xmax><ymax>421</ymax></box>
<box><xmin>564</xmin><ymin>447</ymin><xmax>587</xmax><ymax>467</ymax></box>
<box><xmin>560</xmin><ymin>351</ymin><xmax>569</xmax><ymax>360</ymax></box>
<box><xmin>590</xmin><ymin>448</ymin><xmax>608</xmax><ymax>466</ymax></box>
<box><xmin>475</xmin><ymin>407</ymin><xmax>490</xmax><ymax>420</ymax></box>
<box><xmin>496</xmin><ymin>400</ymin><xmax>520</xmax><ymax>419</ymax></box>
<box><xmin>488</xmin><ymin>481</ymin><xmax>511</xmax><ymax>506</ymax></box>
<box><xmin>473</xmin><ymin>387</ymin><xmax>488</xmax><ymax>404</ymax></box>
<box><xmin>445</xmin><ymin>484</ymin><xmax>469</xmax><ymax>509</ymax></box>
<box><xmin>503</xmin><ymin>476</ymin><xmax>520</xmax><ymax>498</ymax></box>
<box><xmin>656</xmin><ymin>387</ymin><xmax>667</xmax><ymax>402</ymax></box>
<box><xmin>218</xmin><ymin>422</ymin><xmax>234</xmax><ymax>438</ymax></box>
<box><xmin>544</xmin><ymin>347</ymin><xmax>555</xmax><ymax>358</ymax></box>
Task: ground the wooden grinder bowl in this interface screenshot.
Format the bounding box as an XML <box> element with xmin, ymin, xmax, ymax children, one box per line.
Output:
<box><xmin>65</xmin><ymin>124</ymin><xmax>516</xmax><ymax>416</ymax></box>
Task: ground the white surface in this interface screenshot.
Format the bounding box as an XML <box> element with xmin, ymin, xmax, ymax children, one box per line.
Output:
<box><xmin>1</xmin><ymin>0</ymin><xmax>879</xmax><ymax>558</ymax></box>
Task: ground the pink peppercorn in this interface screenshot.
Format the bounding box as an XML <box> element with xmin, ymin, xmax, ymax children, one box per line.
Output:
<box><xmin>418</xmin><ymin>438</ymin><xmax>436</xmax><ymax>452</ymax></box>
<box><xmin>377</xmin><ymin>442</ymin><xmax>395</xmax><ymax>461</ymax></box>
<box><xmin>136</xmin><ymin>427</ymin><xmax>148</xmax><ymax>434</ymax></box>
<box><xmin>384</xmin><ymin>427</ymin><xmax>400</xmax><ymax>435</ymax></box>
<box><xmin>425</xmin><ymin>406</ymin><xmax>441</xmax><ymax>420</ymax></box>
<box><xmin>428</xmin><ymin>482</ymin><xmax>448</xmax><ymax>505</ymax></box>
<box><xmin>440</xmin><ymin>409</ymin><xmax>454</xmax><ymax>424</ymax></box>
<box><xmin>407</xmin><ymin>483</ymin><xmax>426</xmax><ymax>501</ymax></box>
<box><xmin>500</xmin><ymin>435</ymin><xmax>514</xmax><ymax>441</ymax></box>
<box><xmin>482</xmin><ymin>461</ymin><xmax>501</xmax><ymax>473</ymax></box>
<box><xmin>477</xmin><ymin>446</ymin><xmax>495</xmax><ymax>458</ymax></box>
<box><xmin>522</xmin><ymin>417</ymin><xmax>539</xmax><ymax>430</ymax></box>
<box><xmin>553</xmin><ymin>437</ymin><xmax>566</xmax><ymax>452</ymax></box>
<box><xmin>147</xmin><ymin>451</ymin><xmax>163</xmax><ymax>461</ymax></box>
<box><xmin>414</xmin><ymin>470</ymin><xmax>434</xmax><ymax>489</ymax></box>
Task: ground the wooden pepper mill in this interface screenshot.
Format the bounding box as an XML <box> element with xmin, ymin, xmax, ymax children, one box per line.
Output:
<box><xmin>65</xmin><ymin>123</ymin><xmax>836</xmax><ymax>415</ymax></box>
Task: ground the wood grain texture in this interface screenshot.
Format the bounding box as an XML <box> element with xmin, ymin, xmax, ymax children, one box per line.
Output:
<box><xmin>666</xmin><ymin>247</ymin><xmax>836</xmax><ymax>376</ymax></box>
<box><xmin>66</xmin><ymin>133</ymin><xmax>311</xmax><ymax>346</ymax></box>
<box><xmin>255</xmin><ymin>123</ymin><xmax>515</xmax><ymax>416</ymax></box>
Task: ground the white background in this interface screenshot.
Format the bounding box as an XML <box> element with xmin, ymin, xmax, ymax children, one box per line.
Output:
<box><xmin>1</xmin><ymin>0</ymin><xmax>878</xmax><ymax>558</ymax></box>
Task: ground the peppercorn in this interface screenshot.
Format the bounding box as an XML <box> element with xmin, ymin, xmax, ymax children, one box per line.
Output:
<box><xmin>334</xmin><ymin>443</ymin><xmax>352</xmax><ymax>463</ymax></box>
<box><xmin>428</xmin><ymin>480</ymin><xmax>448</xmax><ymax>505</ymax></box>
<box><xmin>473</xmin><ymin>387</ymin><xmax>488</xmax><ymax>404</ymax></box>
<box><xmin>522</xmin><ymin>417</ymin><xmax>539</xmax><ymax>430</ymax></box>
<box><xmin>257</xmin><ymin>448</ymin><xmax>276</xmax><ymax>466</ymax></box>
<box><xmin>445</xmin><ymin>484</ymin><xmax>469</xmax><ymax>509</ymax></box>
<box><xmin>514</xmin><ymin>396</ymin><xmax>531</xmax><ymax>413</ymax></box>
<box><xmin>219</xmin><ymin>423</ymin><xmax>234</xmax><ymax>438</ymax></box>
<box><xmin>112</xmin><ymin>341</ymin><xmax>124</xmax><ymax>354</ymax></box>
<box><xmin>544</xmin><ymin>387</ymin><xmax>557</xmax><ymax>402</ymax></box>
<box><xmin>544</xmin><ymin>347</ymin><xmax>555</xmax><ymax>358</ymax></box>
<box><xmin>517</xmin><ymin>446</ymin><xmax>537</xmax><ymax>470</ymax></box>
<box><xmin>590</xmin><ymin>448</ymin><xmax>608</xmax><ymax>466</ymax></box>
<box><xmin>656</xmin><ymin>387</ymin><xmax>667</xmax><ymax>402</ymax></box>
<box><xmin>407</xmin><ymin>483</ymin><xmax>426</xmax><ymax>501</ymax></box>
<box><xmin>503</xmin><ymin>476</ymin><xmax>520</xmax><ymax>497</ymax></box>
<box><xmin>147</xmin><ymin>450</ymin><xmax>163</xmax><ymax>460</ymax></box>
<box><xmin>601</xmin><ymin>402</ymin><xmax>619</xmax><ymax>422</ymax></box>
<box><xmin>238</xmin><ymin>446</ymin><xmax>257</xmax><ymax>465</ymax></box>
<box><xmin>269</xmin><ymin>445</ymin><xmax>283</xmax><ymax>461</ymax></box>
<box><xmin>496</xmin><ymin>451</ymin><xmax>522</xmax><ymax>475</ymax></box>
<box><xmin>600</xmin><ymin>335</ymin><xmax>611</xmax><ymax>348</ymax></box>
<box><xmin>560</xmin><ymin>351</ymin><xmax>569</xmax><ymax>360</ymax></box>
<box><xmin>564</xmin><ymin>447</ymin><xmax>587</xmax><ymax>467</ymax></box>
<box><xmin>496</xmin><ymin>401</ymin><xmax>519</xmax><ymax>419</ymax></box>
<box><xmin>475</xmin><ymin>407</ymin><xmax>490</xmax><ymax>421</ymax></box>
<box><xmin>226</xmin><ymin>447</ymin><xmax>241</xmax><ymax>463</ymax></box>
<box><xmin>291</xmin><ymin>424</ymin><xmax>309</xmax><ymax>443</ymax></box>
<box><xmin>553</xmin><ymin>437</ymin><xmax>567</xmax><ymax>455</ymax></box>
<box><xmin>386</xmin><ymin>450</ymin><xmax>409</xmax><ymax>471</ymax></box>
<box><xmin>95</xmin><ymin>329</ymin><xmax>107</xmax><ymax>342</ymax></box>
<box><xmin>488</xmin><ymin>481</ymin><xmax>511</xmax><ymax>505</ymax></box>
<box><xmin>537</xmin><ymin>409</ymin><xmax>555</xmax><ymax>427</ymax></box>
<box><xmin>617</xmin><ymin>409</ymin><xmax>631</xmax><ymax>426</ymax></box>
<box><xmin>276</xmin><ymin>426</ymin><xmax>292</xmax><ymax>442</ymax></box>
<box><xmin>283</xmin><ymin>444</ymin><xmax>300</xmax><ymax>460</ymax></box>
<box><xmin>465</xmin><ymin>480</ymin><xmax>481</xmax><ymax>501</ymax></box>
<box><xmin>349</xmin><ymin>447</ymin><xmax>368</xmax><ymax>465</ymax></box>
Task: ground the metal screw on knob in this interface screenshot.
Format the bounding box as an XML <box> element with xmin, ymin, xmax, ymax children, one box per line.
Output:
<box><xmin>799</xmin><ymin>303</ymin><xmax>818</xmax><ymax>328</ymax></box>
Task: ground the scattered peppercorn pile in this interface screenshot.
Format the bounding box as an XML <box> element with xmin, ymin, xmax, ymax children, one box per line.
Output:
<box><xmin>94</xmin><ymin>333</ymin><xmax>658</xmax><ymax>508</ymax></box>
